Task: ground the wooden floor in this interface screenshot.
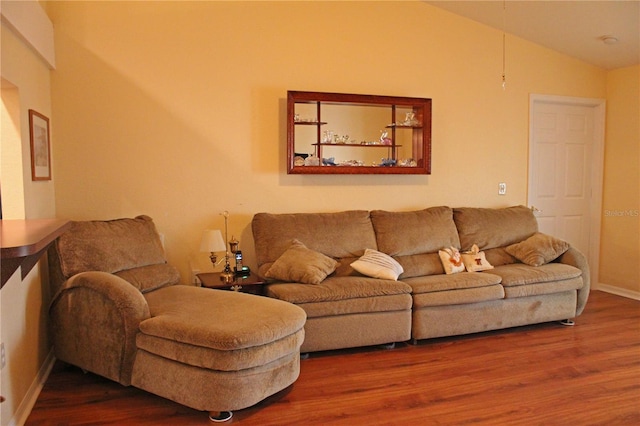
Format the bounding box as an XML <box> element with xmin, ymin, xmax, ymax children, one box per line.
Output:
<box><xmin>26</xmin><ymin>290</ymin><xmax>640</xmax><ymax>425</ymax></box>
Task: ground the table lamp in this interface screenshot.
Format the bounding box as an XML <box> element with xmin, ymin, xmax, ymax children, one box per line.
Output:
<box><xmin>200</xmin><ymin>229</ymin><xmax>226</xmax><ymax>269</ymax></box>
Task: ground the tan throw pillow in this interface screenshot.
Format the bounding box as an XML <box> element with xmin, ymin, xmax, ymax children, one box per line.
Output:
<box><xmin>350</xmin><ymin>249</ymin><xmax>404</xmax><ymax>280</ymax></box>
<box><xmin>438</xmin><ymin>247</ymin><xmax>465</xmax><ymax>274</ymax></box>
<box><xmin>461</xmin><ymin>244</ymin><xmax>494</xmax><ymax>272</ymax></box>
<box><xmin>265</xmin><ymin>239</ymin><xmax>338</xmax><ymax>284</ymax></box>
<box><xmin>505</xmin><ymin>233</ymin><xmax>570</xmax><ymax>266</ymax></box>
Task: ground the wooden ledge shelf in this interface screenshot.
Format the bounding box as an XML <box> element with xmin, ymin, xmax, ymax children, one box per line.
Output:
<box><xmin>1</xmin><ymin>218</ymin><xmax>70</xmax><ymax>288</ymax></box>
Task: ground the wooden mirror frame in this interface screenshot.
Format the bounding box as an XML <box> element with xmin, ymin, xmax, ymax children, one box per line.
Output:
<box><xmin>287</xmin><ymin>91</ymin><xmax>432</xmax><ymax>175</ymax></box>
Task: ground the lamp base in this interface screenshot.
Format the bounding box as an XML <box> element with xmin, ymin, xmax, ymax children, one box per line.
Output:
<box><xmin>219</xmin><ymin>272</ymin><xmax>234</xmax><ymax>284</ymax></box>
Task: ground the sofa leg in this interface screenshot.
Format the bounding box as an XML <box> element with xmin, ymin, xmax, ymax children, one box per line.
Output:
<box><xmin>209</xmin><ymin>411</ymin><xmax>233</xmax><ymax>422</ymax></box>
<box><xmin>559</xmin><ymin>319</ymin><xmax>575</xmax><ymax>326</ymax></box>
<box><xmin>381</xmin><ymin>342</ymin><xmax>395</xmax><ymax>350</ymax></box>
<box><xmin>300</xmin><ymin>352</ymin><xmax>310</xmax><ymax>360</ymax></box>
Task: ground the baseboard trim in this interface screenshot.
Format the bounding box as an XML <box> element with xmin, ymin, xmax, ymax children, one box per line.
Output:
<box><xmin>9</xmin><ymin>350</ymin><xmax>56</xmax><ymax>426</ymax></box>
<box><xmin>595</xmin><ymin>284</ymin><xmax>640</xmax><ymax>301</ymax></box>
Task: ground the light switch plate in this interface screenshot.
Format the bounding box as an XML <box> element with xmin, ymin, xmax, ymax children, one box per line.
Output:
<box><xmin>498</xmin><ymin>182</ymin><xmax>507</xmax><ymax>195</ymax></box>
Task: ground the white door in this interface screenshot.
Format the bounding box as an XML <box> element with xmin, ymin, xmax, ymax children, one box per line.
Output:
<box><xmin>528</xmin><ymin>95</ymin><xmax>605</xmax><ymax>275</ymax></box>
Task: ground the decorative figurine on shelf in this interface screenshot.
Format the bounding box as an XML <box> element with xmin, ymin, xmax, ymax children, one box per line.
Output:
<box><xmin>323</xmin><ymin>130</ymin><xmax>334</xmax><ymax>143</ymax></box>
<box><xmin>398</xmin><ymin>158</ymin><xmax>417</xmax><ymax>167</ymax></box>
<box><xmin>333</xmin><ymin>134</ymin><xmax>349</xmax><ymax>144</ymax></box>
<box><xmin>380</xmin><ymin>130</ymin><xmax>392</xmax><ymax>145</ymax></box>
<box><xmin>322</xmin><ymin>157</ymin><xmax>337</xmax><ymax>166</ymax></box>
<box><xmin>304</xmin><ymin>155</ymin><xmax>319</xmax><ymax>166</ymax></box>
<box><xmin>402</xmin><ymin>112</ymin><xmax>420</xmax><ymax>126</ymax></box>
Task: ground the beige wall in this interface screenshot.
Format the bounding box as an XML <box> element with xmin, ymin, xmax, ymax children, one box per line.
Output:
<box><xmin>48</xmin><ymin>1</ymin><xmax>609</xmax><ymax>282</ymax></box>
<box><xmin>600</xmin><ymin>65</ymin><xmax>640</xmax><ymax>295</ymax></box>
<box><xmin>0</xmin><ymin>17</ymin><xmax>55</xmax><ymax>426</ymax></box>
<box><xmin>0</xmin><ymin>1</ymin><xmax>635</xmax><ymax>422</ymax></box>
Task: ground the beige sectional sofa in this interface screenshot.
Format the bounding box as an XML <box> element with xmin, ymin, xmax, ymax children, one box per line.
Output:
<box><xmin>252</xmin><ymin>206</ymin><xmax>590</xmax><ymax>353</ymax></box>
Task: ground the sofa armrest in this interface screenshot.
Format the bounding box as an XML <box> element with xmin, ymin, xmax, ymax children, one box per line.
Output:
<box><xmin>49</xmin><ymin>271</ymin><xmax>151</xmax><ymax>385</ymax></box>
<box><xmin>556</xmin><ymin>247</ymin><xmax>590</xmax><ymax>316</ymax></box>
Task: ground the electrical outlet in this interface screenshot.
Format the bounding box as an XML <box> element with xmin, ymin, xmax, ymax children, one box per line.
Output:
<box><xmin>1</xmin><ymin>342</ymin><xmax>6</xmax><ymax>370</ymax></box>
<box><xmin>498</xmin><ymin>182</ymin><xmax>507</xmax><ymax>195</ymax></box>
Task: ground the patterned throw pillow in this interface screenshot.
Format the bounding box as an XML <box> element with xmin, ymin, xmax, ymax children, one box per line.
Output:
<box><xmin>461</xmin><ymin>244</ymin><xmax>494</xmax><ymax>272</ymax></box>
<box><xmin>350</xmin><ymin>249</ymin><xmax>404</xmax><ymax>280</ymax></box>
<box><xmin>438</xmin><ymin>247</ymin><xmax>466</xmax><ymax>274</ymax></box>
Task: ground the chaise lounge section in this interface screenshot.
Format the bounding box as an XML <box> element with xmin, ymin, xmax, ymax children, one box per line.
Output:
<box><xmin>48</xmin><ymin>215</ymin><xmax>306</xmax><ymax>422</ymax></box>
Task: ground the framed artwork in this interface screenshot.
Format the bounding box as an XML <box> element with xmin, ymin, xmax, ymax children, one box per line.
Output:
<box><xmin>28</xmin><ymin>109</ymin><xmax>51</xmax><ymax>181</ymax></box>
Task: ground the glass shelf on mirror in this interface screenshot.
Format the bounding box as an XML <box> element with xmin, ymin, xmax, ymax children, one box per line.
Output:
<box><xmin>313</xmin><ymin>143</ymin><xmax>403</xmax><ymax>147</ymax></box>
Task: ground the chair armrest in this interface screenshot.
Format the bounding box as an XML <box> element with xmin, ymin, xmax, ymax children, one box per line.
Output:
<box><xmin>50</xmin><ymin>271</ymin><xmax>150</xmax><ymax>385</ymax></box>
<box><xmin>556</xmin><ymin>247</ymin><xmax>590</xmax><ymax>316</ymax></box>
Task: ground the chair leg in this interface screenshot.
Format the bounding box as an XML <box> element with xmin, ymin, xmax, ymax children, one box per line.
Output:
<box><xmin>209</xmin><ymin>411</ymin><xmax>233</xmax><ymax>422</ymax></box>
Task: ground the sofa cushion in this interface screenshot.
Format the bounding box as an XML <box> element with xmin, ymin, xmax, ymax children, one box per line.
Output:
<box><xmin>394</xmin><ymin>253</ymin><xmax>445</xmax><ymax>278</ymax></box>
<box><xmin>453</xmin><ymin>205</ymin><xmax>538</xmax><ymax>251</ymax></box>
<box><xmin>370</xmin><ymin>206</ymin><xmax>460</xmax><ymax>255</ymax></box>
<box><xmin>490</xmin><ymin>264</ymin><xmax>583</xmax><ymax>298</ymax></box>
<box><xmin>142</xmin><ymin>286</ymin><xmax>306</xmax><ymax>352</ymax></box>
<box><xmin>483</xmin><ymin>247</ymin><xmax>518</xmax><ymax>267</ymax></box>
<box><xmin>502</xmin><ymin>277</ymin><xmax>583</xmax><ymax>298</ymax></box>
<box><xmin>505</xmin><ymin>233</ymin><xmax>570</xmax><ymax>266</ymax></box>
<box><xmin>297</xmin><ymin>294</ymin><xmax>412</xmax><ymax>318</ymax></box>
<box><xmin>412</xmin><ymin>285</ymin><xmax>505</xmax><ymax>307</ymax></box>
<box><xmin>115</xmin><ymin>263</ymin><xmax>180</xmax><ymax>293</ymax></box>
<box><xmin>490</xmin><ymin>263</ymin><xmax>582</xmax><ymax>286</ymax></box>
<box><xmin>403</xmin><ymin>272</ymin><xmax>502</xmax><ymax>294</ymax></box>
<box><xmin>252</xmin><ymin>211</ymin><xmax>376</xmax><ymax>277</ymax></box>
<box><xmin>265</xmin><ymin>276</ymin><xmax>412</xmax><ymax>305</ymax></box>
<box><xmin>136</xmin><ymin>328</ymin><xmax>304</xmax><ymax>372</ymax></box>
<box><xmin>351</xmin><ymin>249</ymin><xmax>404</xmax><ymax>280</ymax></box>
<box><xmin>265</xmin><ymin>239</ymin><xmax>338</xmax><ymax>284</ymax></box>
<box><xmin>56</xmin><ymin>215</ymin><xmax>168</xmax><ymax>278</ymax></box>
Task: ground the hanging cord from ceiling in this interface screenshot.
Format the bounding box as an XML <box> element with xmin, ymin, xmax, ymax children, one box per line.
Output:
<box><xmin>502</xmin><ymin>0</ymin><xmax>507</xmax><ymax>90</ymax></box>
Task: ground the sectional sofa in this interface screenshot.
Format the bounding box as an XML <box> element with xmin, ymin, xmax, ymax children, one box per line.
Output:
<box><xmin>252</xmin><ymin>205</ymin><xmax>590</xmax><ymax>353</ymax></box>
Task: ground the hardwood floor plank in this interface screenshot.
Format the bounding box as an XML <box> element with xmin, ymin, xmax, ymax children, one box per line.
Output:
<box><xmin>26</xmin><ymin>291</ymin><xmax>640</xmax><ymax>425</ymax></box>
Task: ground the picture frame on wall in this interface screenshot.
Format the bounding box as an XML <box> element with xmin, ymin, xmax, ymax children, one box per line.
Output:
<box><xmin>28</xmin><ymin>109</ymin><xmax>51</xmax><ymax>181</ymax></box>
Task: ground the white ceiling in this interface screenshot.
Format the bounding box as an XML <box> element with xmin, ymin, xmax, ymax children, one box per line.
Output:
<box><xmin>425</xmin><ymin>1</ymin><xmax>640</xmax><ymax>70</ymax></box>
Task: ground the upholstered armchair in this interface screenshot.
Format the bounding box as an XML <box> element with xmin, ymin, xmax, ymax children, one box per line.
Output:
<box><xmin>48</xmin><ymin>216</ymin><xmax>306</xmax><ymax>422</ymax></box>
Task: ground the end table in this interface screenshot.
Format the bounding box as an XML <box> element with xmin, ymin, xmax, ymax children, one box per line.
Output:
<box><xmin>196</xmin><ymin>271</ymin><xmax>266</xmax><ymax>295</ymax></box>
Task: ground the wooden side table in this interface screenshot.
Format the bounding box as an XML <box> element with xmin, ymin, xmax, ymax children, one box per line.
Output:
<box><xmin>196</xmin><ymin>272</ymin><xmax>266</xmax><ymax>295</ymax></box>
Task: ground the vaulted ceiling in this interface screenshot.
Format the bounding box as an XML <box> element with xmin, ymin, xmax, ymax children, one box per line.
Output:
<box><xmin>425</xmin><ymin>1</ymin><xmax>640</xmax><ymax>70</ymax></box>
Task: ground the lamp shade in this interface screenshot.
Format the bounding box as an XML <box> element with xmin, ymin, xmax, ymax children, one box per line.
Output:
<box><xmin>200</xmin><ymin>229</ymin><xmax>226</xmax><ymax>253</ymax></box>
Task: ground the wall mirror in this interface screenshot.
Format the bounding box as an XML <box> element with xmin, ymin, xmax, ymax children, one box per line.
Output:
<box><xmin>287</xmin><ymin>91</ymin><xmax>432</xmax><ymax>175</ymax></box>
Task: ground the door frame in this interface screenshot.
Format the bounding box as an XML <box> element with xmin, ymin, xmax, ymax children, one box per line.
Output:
<box><xmin>528</xmin><ymin>94</ymin><xmax>606</xmax><ymax>289</ymax></box>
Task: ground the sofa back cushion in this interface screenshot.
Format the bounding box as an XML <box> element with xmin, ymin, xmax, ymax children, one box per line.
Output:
<box><xmin>370</xmin><ymin>207</ymin><xmax>460</xmax><ymax>278</ymax></box>
<box><xmin>57</xmin><ymin>215</ymin><xmax>167</xmax><ymax>276</ymax></box>
<box><xmin>252</xmin><ymin>211</ymin><xmax>376</xmax><ymax>277</ymax></box>
<box><xmin>453</xmin><ymin>205</ymin><xmax>538</xmax><ymax>251</ymax></box>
